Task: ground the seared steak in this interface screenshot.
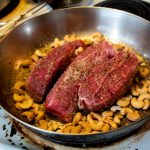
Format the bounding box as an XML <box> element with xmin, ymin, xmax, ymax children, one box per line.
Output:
<box><xmin>45</xmin><ymin>41</ymin><xmax>115</xmax><ymax>122</ymax></box>
<box><xmin>26</xmin><ymin>40</ymin><xmax>85</xmax><ymax>102</ymax></box>
<box><xmin>78</xmin><ymin>51</ymin><xmax>139</xmax><ymax>111</ymax></box>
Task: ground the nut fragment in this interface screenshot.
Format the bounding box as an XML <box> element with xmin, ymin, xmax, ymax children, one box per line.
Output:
<box><xmin>113</xmin><ymin>115</ymin><xmax>123</xmax><ymax>125</ymax></box>
<box><xmin>36</xmin><ymin>110</ymin><xmax>45</xmax><ymax>121</ymax></box>
<box><xmin>110</xmin><ymin>106</ymin><xmax>122</xmax><ymax>112</ymax></box>
<box><xmin>127</xmin><ymin>111</ymin><xmax>141</xmax><ymax>121</ymax></box>
<box><xmin>35</xmin><ymin>50</ymin><xmax>46</xmax><ymax>57</ymax></box>
<box><xmin>21</xmin><ymin>59</ymin><xmax>33</xmax><ymax>67</ymax></box>
<box><xmin>39</xmin><ymin>120</ymin><xmax>48</xmax><ymax>130</ymax></box>
<box><xmin>71</xmin><ymin>125</ymin><xmax>82</xmax><ymax>134</ymax></box>
<box><xmin>138</xmin><ymin>66</ymin><xmax>150</xmax><ymax>78</ymax></box>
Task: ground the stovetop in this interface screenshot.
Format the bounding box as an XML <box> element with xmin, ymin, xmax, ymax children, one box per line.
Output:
<box><xmin>1</xmin><ymin>0</ymin><xmax>150</xmax><ymax>149</ymax></box>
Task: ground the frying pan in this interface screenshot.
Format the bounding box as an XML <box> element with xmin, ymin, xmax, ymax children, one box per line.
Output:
<box><xmin>0</xmin><ymin>7</ymin><xmax>150</xmax><ymax>146</ymax></box>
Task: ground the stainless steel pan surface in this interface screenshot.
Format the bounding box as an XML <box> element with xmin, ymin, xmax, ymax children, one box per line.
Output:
<box><xmin>0</xmin><ymin>7</ymin><xmax>150</xmax><ymax>145</ymax></box>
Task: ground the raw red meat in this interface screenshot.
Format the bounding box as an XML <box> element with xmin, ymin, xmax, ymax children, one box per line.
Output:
<box><xmin>78</xmin><ymin>51</ymin><xmax>139</xmax><ymax>111</ymax></box>
<box><xmin>26</xmin><ymin>40</ymin><xmax>85</xmax><ymax>102</ymax></box>
<box><xmin>45</xmin><ymin>41</ymin><xmax>115</xmax><ymax>122</ymax></box>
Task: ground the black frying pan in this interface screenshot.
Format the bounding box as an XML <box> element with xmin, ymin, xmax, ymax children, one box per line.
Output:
<box><xmin>0</xmin><ymin>7</ymin><xmax>150</xmax><ymax>145</ymax></box>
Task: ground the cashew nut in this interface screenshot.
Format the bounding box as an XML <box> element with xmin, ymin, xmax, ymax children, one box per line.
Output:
<box><xmin>83</xmin><ymin>39</ymin><xmax>93</xmax><ymax>46</ymax></box>
<box><xmin>31</xmin><ymin>54</ymin><xmax>39</xmax><ymax>62</ymax></box>
<box><xmin>39</xmin><ymin>120</ymin><xmax>48</xmax><ymax>130</ymax></box>
<box><xmin>120</xmin><ymin>107</ymin><xmax>133</xmax><ymax>115</ymax></box>
<box><xmin>138</xmin><ymin>66</ymin><xmax>150</xmax><ymax>78</ymax></box>
<box><xmin>127</xmin><ymin>111</ymin><xmax>141</xmax><ymax>121</ymax></box>
<box><xmin>63</xmin><ymin>126</ymin><xmax>74</xmax><ymax>133</ymax></box>
<box><xmin>116</xmin><ymin>97</ymin><xmax>130</xmax><ymax>107</ymax></box>
<box><xmin>22</xmin><ymin>111</ymin><xmax>34</xmax><ymax>121</ymax></box>
<box><xmin>35</xmin><ymin>50</ymin><xmax>46</xmax><ymax>57</ymax></box>
<box><xmin>13</xmin><ymin>81</ymin><xmax>25</xmax><ymax>94</ymax></box>
<box><xmin>101</xmin><ymin>123</ymin><xmax>110</xmax><ymax>132</ymax></box>
<box><xmin>21</xmin><ymin>59</ymin><xmax>33</xmax><ymax>67</ymax></box>
<box><xmin>102</xmin><ymin>111</ymin><xmax>113</xmax><ymax>117</ymax></box>
<box><xmin>131</xmin><ymin>97</ymin><xmax>144</xmax><ymax>109</ymax></box>
<box><xmin>138</xmin><ymin>93</ymin><xmax>150</xmax><ymax>101</ymax></box>
<box><xmin>32</xmin><ymin>103</ymin><xmax>39</xmax><ymax>115</ymax></box>
<box><xmin>130</xmin><ymin>85</ymin><xmax>140</xmax><ymax>96</ymax></box>
<box><xmin>91</xmin><ymin>112</ymin><xmax>102</xmax><ymax>122</ymax></box>
<box><xmin>104</xmin><ymin>119</ymin><xmax>118</xmax><ymax>129</ymax></box>
<box><xmin>19</xmin><ymin>98</ymin><xmax>33</xmax><ymax>109</ymax></box>
<box><xmin>36</xmin><ymin>110</ymin><xmax>45</xmax><ymax>121</ymax></box>
<box><xmin>72</xmin><ymin>112</ymin><xmax>82</xmax><ymax>125</ymax></box>
<box><xmin>110</xmin><ymin>106</ymin><xmax>122</xmax><ymax>112</ymax></box>
<box><xmin>78</xmin><ymin>121</ymin><xmax>92</xmax><ymax>134</ymax></box>
<box><xmin>87</xmin><ymin>114</ymin><xmax>104</xmax><ymax>131</ymax></box>
<box><xmin>71</xmin><ymin>125</ymin><xmax>82</xmax><ymax>134</ymax></box>
<box><xmin>75</xmin><ymin>47</ymin><xmax>83</xmax><ymax>56</ymax></box>
<box><xmin>113</xmin><ymin>115</ymin><xmax>123</xmax><ymax>125</ymax></box>
<box><xmin>143</xmin><ymin>99</ymin><xmax>150</xmax><ymax>110</ymax></box>
<box><xmin>48</xmin><ymin>120</ymin><xmax>60</xmax><ymax>131</ymax></box>
<box><xmin>135</xmin><ymin>84</ymin><xmax>148</xmax><ymax>94</ymax></box>
<box><xmin>13</xmin><ymin>93</ymin><xmax>25</xmax><ymax>102</ymax></box>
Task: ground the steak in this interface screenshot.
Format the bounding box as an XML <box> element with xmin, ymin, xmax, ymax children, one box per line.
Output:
<box><xmin>45</xmin><ymin>41</ymin><xmax>115</xmax><ymax>122</ymax></box>
<box><xmin>26</xmin><ymin>40</ymin><xmax>85</xmax><ymax>102</ymax></box>
<box><xmin>78</xmin><ymin>51</ymin><xmax>139</xmax><ymax>111</ymax></box>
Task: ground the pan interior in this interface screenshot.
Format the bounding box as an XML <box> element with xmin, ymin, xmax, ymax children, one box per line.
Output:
<box><xmin>0</xmin><ymin>7</ymin><xmax>150</xmax><ymax>135</ymax></box>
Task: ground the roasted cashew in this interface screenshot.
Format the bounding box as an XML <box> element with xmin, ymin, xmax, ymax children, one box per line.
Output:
<box><xmin>36</xmin><ymin>110</ymin><xmax>45</xmax><ymax>121</ymax></box>
<box><xmin>13</xmin><ymin>93</ymin><xmax>25</xmax><ymax>102</ymax></box>
<box><xmin>102</xmin><ymin>111</ymin><xmax>113</xmax><ymax>117</ymax></box>
<box><xmin>78</xmin><ymin>121</ymin><xmax>92</xmax><ymax>134</ymax></box>
<box><xmin>131</xmin><ymin>97</ymin><xmax>144</xmax><ymax>109</ymax></box>
<box><xmin>138</xmin><ymin>66</ymin><xmax>150</xmax><ymax>78</ymax></box>
<box><xmin>135</xmin><ymin>84</ymin><xmax>148</xmax><ymax>94</ymax></box>
<box><xmin>21</xmin><ymin>59</ymin><xmax>33</xmax><ymax>67</ymax></box>
<box><xmin>39</xmin><ymin>120</ymin><xmax>48</xmax><ymax>130</ymax></box>
<box><xmin>91</xmin><ymin>112</ymin><xmax>102</xmax><ymax>122</ymax></box>
<box><xmin>75</xmin><ymin>47</ymin><xmax>83</xmax><ymax>56</ymax></box>
<box><xmin>138</xmin><ymin>93</ymin><xmax>150</xmax><ymax>101</ymax></box>
<box><xmin>31</xmin><ymin>54</ymin><xmax>39</xmax><ymax>62</ymax></box>
<box><xmin>83</xmin><ymin>39</ymin><xmax>93</xmax><ymax>46</ymax></box>
<box><xmin>63</xmin><ymin>126</ymin><xmax>74</xmax><ymax>133</ymax></box>
<box><xmin>87</xmin><ymin>114</ymin><xmax>104</xmax><ymax>131</ymax></box>
<box><xmin>13</xmin><ymin>81</ymin><xmax>25</xmax><ymax>94</ymax></box>
<box><xmin>91</xmin><ymin>32</ymin><xmax>104</xmax><ymax>43</ymax></box>
<box><xmin>48</xmin><ymin>120</ymin><xmax>60</xmax><ymax>131</ymax></box>
<box><xmin>22</xmin><ymin>111</ymin><xmax>34</xmax><ymax>121</ymax></box>
<box><xmin>120</xmin><ymin>108</ymin><xmax>133</xmax><ymax>115</ymax></box>
<box><xmin>15</xmin><ymin>103</ymin><xmax>22</xmax><ymax>110</ymax></box>
<box><xmin>116</xmin><ymin>97</ymin><xmax>130</xmax><ymax>107</ymax></box>
<box><xmin>64</xmin><ymin>34</ymin><xmax>78</xmax><ymax>42</ymax></box>
<box><xmin>104</xmin><ymin>119</ymin><xmax>118</xmax><ymax>129</ymax></box>
<box><xmin>101</xmin><ymin>123</ymin><xmax>110</xmax><ymax>132</ymax></box>
<box><xmin>71</xmin><ymin>125</ymin><xmax>82</xmax><ymax>134</ymax></box>
<box><xmin>32</xmin><ymin>104</ymin><xmax>39</xmax><ymax>115</ymax></box>
<box><xmin>127</xmin><ymin>111</ymin><xmax>141</xmax><ymax>121</ymax></box>
<box><xmin>35</xmin><ymin>50</ymin><xmax>46</xmax><ymax>57</ymax></box>
<box><xmin>143</xmin><ymin>99</ymin><xmax>150</xmax><ymax>110</ymax></box>
<box><xmin>19</xmin><ymin>99</ymin><xmax>33</xmax><ymax>109</ymax></box>
<box><xmin>113</xmin><ymin>115</ymin><xmax>123</xmax><ymax>125</ymax></box>
<box><xmin>72</xmin><ymin>112</ymin><xmax>82</xmax><ymax>125</ymax></box>
<box><xmin>110</xmin><ymin>106</ymin><xmax>122</xmax><ymax>112</ymax></box>
<box><xmin>130</xmin><ymin>86</ymin><xmax>140</xmax><ymax>96</ymax></box>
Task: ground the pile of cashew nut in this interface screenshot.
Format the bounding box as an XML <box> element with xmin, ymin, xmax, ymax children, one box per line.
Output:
<box><xmin>12</xmin><ymin>33</ymin><xmax>150</xmax><ymax>134</ymax></box>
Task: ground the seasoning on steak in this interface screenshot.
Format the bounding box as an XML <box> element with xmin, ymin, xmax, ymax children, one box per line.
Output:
<box><xmin>26</xmin><ymin>40</ymin><xmax>85</xmax><ymax>102</ymax></box>
<box><xmin>45</xmin><ymin>41</ymin><xmax>116</xmax><ymax>122</ymax></box>
<box><xmin>78</xmin><ymin>51</ymin><xmax>139</xmax><ymax>111</ymax></box>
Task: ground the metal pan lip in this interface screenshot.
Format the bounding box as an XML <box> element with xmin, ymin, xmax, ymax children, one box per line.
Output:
<box><xmin>1</xmin><ymin>7</ymin><xmax>150</xmax><ymax>137</ymax></box>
